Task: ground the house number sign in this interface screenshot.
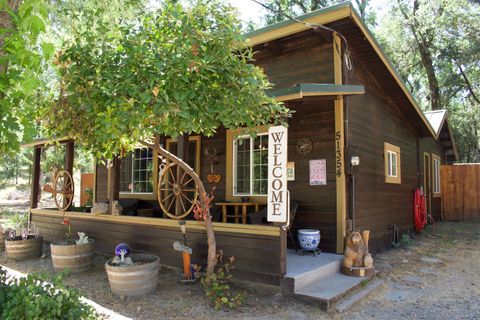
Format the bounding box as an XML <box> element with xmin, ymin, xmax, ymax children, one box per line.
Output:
<box><xmin>335</xmin><ymin>130</ymin><xmax>342</xmax><ymax>177</ymax></box>
<box><xmin>267</xmin><ymin>125</ymin><xmax>288</xmax><ymax>223</ymax></box>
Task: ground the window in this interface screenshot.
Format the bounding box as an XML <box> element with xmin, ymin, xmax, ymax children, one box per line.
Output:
<box><xmin>384</xmin><ymin>142</ymin><xmax>401</xmax><ymax>184</ymax></box>
<box><xmin>432</xmin><ymin>154</ymin><xmax>441</xmax><ymax>197</ymax></box>
<box><xmin>233</xmin><ymin>134</ymin><xmax>269</xmax><ymax>196</ymax></box>
<box><xmin>120</xmin><ymin>148</ymin><xmax>154</xmax><ymax>193</ymax></box>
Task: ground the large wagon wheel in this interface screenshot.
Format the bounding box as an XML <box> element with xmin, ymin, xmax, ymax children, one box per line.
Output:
<box><xmin>158</xmin><ymin>162</ymin><xmax>199</xmax><ymax>220</ymax></box>
<box><xmin>53</xmin><ymin>170</ymin><xmax>74</xmax><ymax>211</ymax></box>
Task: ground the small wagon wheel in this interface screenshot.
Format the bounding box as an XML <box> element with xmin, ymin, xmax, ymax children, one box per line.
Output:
<box><xmin>53</xmin><ymin>170</ymin><xmax>74</xmax><ymax>211</ymax></box>
<box><xmin>158</xmin><ymin>162</ymin><xmax>199</xmax><ymax>220</ymax></box>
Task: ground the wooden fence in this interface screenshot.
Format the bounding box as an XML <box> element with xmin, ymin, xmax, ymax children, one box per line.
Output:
<box><xmin>441</xmin><ymin>164</ymin><xmax>480</xmax><ymax>221</ymax></box>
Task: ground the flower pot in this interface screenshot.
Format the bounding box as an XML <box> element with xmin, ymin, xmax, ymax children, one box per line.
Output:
<box><xmin>105</xmin><ymin>254</ymin><xmax>160</xmax><ymax>297</ymax></box>
<box><xmin>5</xmin><ymin>236</ymin><xmax>43</xmax><ymax>261</ymax></box>
<box><xmin>50</xmin><ymin>240</ymin><xmax>94</xmax><ymax>273</ymax></box>
<box><xmin>298</xmin><ymin>229</ymin><xmax>321</xmax><ymax>251</ymax></box>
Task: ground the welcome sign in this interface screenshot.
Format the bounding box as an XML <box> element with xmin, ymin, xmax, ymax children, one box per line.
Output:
<box><xmin>267</xmin><ymin>126</ymin><xmax>288</xmax><ymax>223</ymax></box>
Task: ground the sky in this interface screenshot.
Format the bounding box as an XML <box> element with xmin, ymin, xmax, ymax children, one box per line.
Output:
<box><xmin>226</xmin><ymin>0</ymin><xmax>391</xmax><ymax>28</ymax></box>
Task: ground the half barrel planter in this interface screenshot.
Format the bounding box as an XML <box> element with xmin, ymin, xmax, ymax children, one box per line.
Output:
<box><xmin>105</xmin><ymin>254</ymin><xmax>160</xmax><ymax>297</ymax></box>
<box><xmin>50</xmin><ymin>240</ymin><xmax>94</xmax><ymax>273</ymax></box>
<box><xmin>5</xmin><ymin>236</ymin><xmax>43</xmax><ymax>261</ymax></box>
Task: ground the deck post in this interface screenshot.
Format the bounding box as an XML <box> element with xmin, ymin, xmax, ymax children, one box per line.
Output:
<box><xmin>64</xmin><ymin>140</ymin><xmax>74</xmax><ymax>177</ymax></box>
<box><xmin>30</xmin><ymin>147</ymin><xmax>42</xmax><ymax>209</ymax></box>
<box><xmin>108</xmin><ymin>157</ymin><xmax>121</xmax><ymax>214</ymax></box>
<box><xmin>175</xmin><ymin>134</ymin><xmax>189</xmax><ymax>216</ymax></box>
<box><xmin>333</xmin><ymin>32</ymin><xmax>347</xmax><ymax>253</ymax></box>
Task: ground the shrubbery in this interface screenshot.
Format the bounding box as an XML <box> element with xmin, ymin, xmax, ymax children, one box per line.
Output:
<box><xmin>0</xmin><ymin>268</ymin><xmax>98</xmax><ymax>319</ymax></box>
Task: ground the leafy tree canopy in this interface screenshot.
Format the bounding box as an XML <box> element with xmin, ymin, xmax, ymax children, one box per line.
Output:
<box><xmin>40</xmin><ymin>0</ymin><xmax>289</xmax><ymax>160</ymax></box>
<box><xmin>0</xmin><ymin>0</ymin><xmax>52</xmax><ymax>155</ymax></box>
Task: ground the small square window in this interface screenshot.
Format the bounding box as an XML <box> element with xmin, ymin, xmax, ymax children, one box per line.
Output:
<box><xmin>384</xmin><ymin>142</ymin><xmax>401</xmax><ymax>184</ymax></box>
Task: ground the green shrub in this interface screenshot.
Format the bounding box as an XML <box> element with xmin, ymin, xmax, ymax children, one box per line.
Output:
<box><xmin>0</xmin><ymin>268</ymin><xmax>98</xmax><ymax>320</ymax></box>
<box><xmin>201</xmin><ymin>252</ymin><xmax>244</xmax><ymax>310</ymax></box>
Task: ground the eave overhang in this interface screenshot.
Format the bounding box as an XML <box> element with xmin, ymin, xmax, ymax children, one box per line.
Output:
<box><xmin>269</xmin><ymin>83</ymin><xmax>365</xmax><ymax>102</ymax></box>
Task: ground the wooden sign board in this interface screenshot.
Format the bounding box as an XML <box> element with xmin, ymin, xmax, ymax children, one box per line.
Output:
<box><xmin>267</xmin><ymin>126</ymin><xmax>288</xmax><ymax>223</ymax></box>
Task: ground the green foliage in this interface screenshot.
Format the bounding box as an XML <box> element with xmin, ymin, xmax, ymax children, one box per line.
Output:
<box><xmin>0</xmin><ymin>0</ymin><xmax>52</xmax><ymax>155</ymax></box>
<box><xmin>40</xmin><ymin>0</ymin><xmax>289</xmax><ymax>160</ymax></box>
<box><xmin>0</xmin><ymin>268</ymin><xmax>98</xmax><ymax>319</ymax></box>
<box><xmin>261</xmin><ymin>0</ymin><xmax>373</xmax><ymax>26</ymax></box>
<box><xmin>392</xmin><ymin>233</ymin><xmax>414</xmax><ymax>248</ymax></box>
<box><xmin>376</xmin><ymin>0</ymin><xmax>480</xmax><ymax>162</ymax></box>
<box><xmin>0</xmin><ymin>210</ymin><xmax>28</xmax><ymax>231</ymax></box>
<box><xmin>201</xmin><ymin>252</ymin><xmax>244</xmax><ymax>310</ymax></box>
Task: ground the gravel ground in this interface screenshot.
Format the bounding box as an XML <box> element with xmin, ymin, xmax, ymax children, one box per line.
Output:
<box><xmin>1</xmin><ymin>198</ymin><xmax>479</xmax><ymax>319</ymax></box>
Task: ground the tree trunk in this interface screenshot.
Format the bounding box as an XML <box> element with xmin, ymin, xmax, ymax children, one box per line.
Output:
<box><xmin>140</xmin><ymin>140</ymin><xmax>217</xmax><ymax>276</ymax></box>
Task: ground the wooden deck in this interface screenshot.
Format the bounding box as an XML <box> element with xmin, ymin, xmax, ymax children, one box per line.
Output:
<box><xmin>30</xmin><ymin>209</ymin><xmax>286</xmax><ymax>284</ymax></box>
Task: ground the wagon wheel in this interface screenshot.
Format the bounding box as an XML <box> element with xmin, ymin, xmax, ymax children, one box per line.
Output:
<box><xmin>53</xmin><ymin>170</ymin><xmax>74</xmax><ymax>211</ymax></box>
<box><xmin>158</xmin><ymin>162</ymin><xmax>199</xmax><ymax>220</ymax></box>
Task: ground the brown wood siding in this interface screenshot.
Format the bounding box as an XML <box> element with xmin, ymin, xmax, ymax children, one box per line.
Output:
<box><xmin>31</xmin><ymin>213</ymin><xmax>284</xmax><ymax>285</ymax></box>
<box><xmin>346</xmin><ymin>45</ymin><xmax>420</xmax><ymax>252</ymax></box>
<box><xmin>253</xmin><ymin>30</ymin><xmax>334</xmax><ymax>89</ymax></box>
<box><xmin>419</xmin><ymin>137</ymin><xmax>445</xmax><ymax>222</ymax></box>
<box><xmin>95</xmin><ymin>163</ymin><xmax>108</xmax><ymax>202</ymax></box>
<box><xmin>286</xmin><ymin>99</ymin><xmax>337</xmax><ymax>252</ymax></box>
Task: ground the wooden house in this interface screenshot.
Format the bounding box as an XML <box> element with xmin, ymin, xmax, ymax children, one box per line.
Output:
<box><xmin>29</xmin><ymin>3</ymin><xmax>457</xmax><ymax>285</ymax></box>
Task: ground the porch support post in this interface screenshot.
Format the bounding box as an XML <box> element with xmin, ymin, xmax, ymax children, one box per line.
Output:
<box><xmin>64</xmin><ymin>140</ymin><xmax>74</xmax><ymax>176</ymax></box>
<box><xmin>30</xmin><ymin>147</ymin><xmax>42</xmax><ymax>209</ymax></box>
<box><xmin>334</xmin><ymin>32</ymin><xmax>347</xmax><ymax>253</ymax></box>
<box><xmin>175</xmin><ymin>134</ymin><xmax>189</xmax><ymax>216</ymax></box>
<box><xmin>108</xmin><ymin>157</ymin><xmax>121</xmax><ymax>214</ymax></box>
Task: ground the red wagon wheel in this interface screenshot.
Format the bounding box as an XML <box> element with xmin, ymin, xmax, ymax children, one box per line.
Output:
<box><xmin>53</xmin><ymin>170</ymin><xmax>74</xmax><ymax>211</ymax></box>
<box><xmin>158</xmin><ymin>162</ymin><xmax>199</xmax><ymax>220</ymax></box>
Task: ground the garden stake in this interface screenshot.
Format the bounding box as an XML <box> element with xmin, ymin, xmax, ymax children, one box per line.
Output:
<box><xmin>179</xmin><ymin>221</ymin><xmax>192</xmax><ymax>280</ymax></box>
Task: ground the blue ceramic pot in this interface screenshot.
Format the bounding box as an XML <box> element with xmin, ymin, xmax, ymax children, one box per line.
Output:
<box><xmin>297</xmin><ymin>229</ymin><xmax>321</xmax><ymax>251</ymax></box>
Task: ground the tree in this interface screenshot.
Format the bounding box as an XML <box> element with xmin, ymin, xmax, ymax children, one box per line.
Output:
<box><xmin>376</xmin><ymin>0</ymin><xmax>480</xmax><ymax>161</ymax></box>
<box><xmin>0</xmin><ymin>0</ymin><xmax>52</xmax><ymax>154</ymax></box>
<box><xmin>261</xmin><ymin>0</ymin><xmax>372</xmax><ymax>25</ymax></box>
<box><xmin>40</xmin><ymin>0</ymin><xmax>289</xmax><ymax>274</ymax></box>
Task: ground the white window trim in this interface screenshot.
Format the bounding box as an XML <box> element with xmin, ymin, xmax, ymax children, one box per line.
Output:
<box><xmin>233</xmin><ymin>133</ymin><xmax>268</xmax><ymax>197</ymax></box>
<box><xmin>387</xmin><ymin>150</ymin><xmax>398</xmax><ymax>178</ymax></box>
<box><xmin>432</xmin><ymin>154</ymin><xmax>441</xmax><ymax>196</ymax></box>
<box><xmin>384</xmin><ymin>142</ymin><xmax>401</xmax><ymax>184</ymax></box>
<box><xmin>120</xmin><ymin>148</ymin><xmax>154</xmax><ymax>195</ymax></box>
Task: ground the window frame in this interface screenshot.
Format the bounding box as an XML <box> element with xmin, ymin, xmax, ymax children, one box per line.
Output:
<box><xmin>432</xmin><ymin>153</ymin><xmax>441</xmax><ymax>197</ymax></box>
<box><xmin>232</xmin><ymin>133</ymin><xmax>269</xmax><ymax>197</ymax></box>
<box><xmin>384</xmin><ymin>142</ymin><xmax>401</xmax><ymax>184</ymax></box>
<box><xmin>119</xmin><ymin>148</ymin><xmax>154</xmax><ymax>195</ymax></box>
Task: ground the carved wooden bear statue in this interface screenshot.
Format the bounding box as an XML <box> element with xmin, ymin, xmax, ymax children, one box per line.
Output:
<box><xmin>343</xmin><ymin>231</ymin><xmax>373</xmax><ymax>268</ymax></box>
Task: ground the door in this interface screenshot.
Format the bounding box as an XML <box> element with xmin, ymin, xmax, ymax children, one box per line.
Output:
<box><xmin>423</xmin><ymin>153</ymin><xmax>431</xmax><ymax>215</ymax></box>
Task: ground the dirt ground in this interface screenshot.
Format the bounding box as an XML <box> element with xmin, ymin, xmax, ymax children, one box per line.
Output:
<box><xmin>1</xmin><ymin>199</ymin><xmax>479</xmax><ymax>319</ymax></box>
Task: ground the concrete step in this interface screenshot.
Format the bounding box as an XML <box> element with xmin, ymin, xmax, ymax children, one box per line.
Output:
<box><xmin>294</xmin><ymin>273</ymin><xmax>368</xmax><ymax>310</ymax></box>
<box><xmin>284</xmin><ymin>252</ymin><xmax>343</xmax><ymax>292</ymax></box>
<box><xmin>334</xmin><ymin>278</ymin><xmax>384</xmax><ymax>312</ymax></box>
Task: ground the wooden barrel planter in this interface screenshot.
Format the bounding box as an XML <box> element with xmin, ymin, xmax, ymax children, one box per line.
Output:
<box><xmin>105</xmin><ymin>254</ymin><xmax>160</xmax><ymax>297</ymax></box>
<box><xmin>5</xmin><ymin>236</ymin><xmax>43</xmax><ymax>261</ymax></box>
<box><xmin>50</xmin><ymin>240</ymin><xmax>94</xmax><ymax>273</ymax></box>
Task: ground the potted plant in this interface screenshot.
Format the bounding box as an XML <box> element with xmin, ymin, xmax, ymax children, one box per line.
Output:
<box><xmin>5</xmin><ymin>223</ymin><xmax>43</xmax><ymax>261</ymax></box>
<box><xmin>105</xmin><ymin>243</ymin><xmax>160</xmax><ymax>297</ymax></box>
<box><xmin>50</xmin><ymin>218</ymin><xmax>94</xmax><ymax>273</ymax></box>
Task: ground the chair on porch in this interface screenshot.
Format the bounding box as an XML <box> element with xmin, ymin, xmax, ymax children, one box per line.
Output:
<box><xmin>247</xmin><ymin>200</ymin><xmax>300</xmax><ymax>251</ymax></box>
